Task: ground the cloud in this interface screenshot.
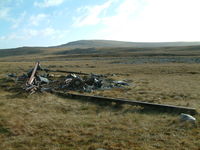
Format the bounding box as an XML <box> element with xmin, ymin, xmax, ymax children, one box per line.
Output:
<box><xmin>0</xmin><ymin>0</ymin><xmax>24</xmax><ymax>8</ymax></box>
<box><xmin>34</xmin><ymin>0</ymin><xmax>64</xmax><ymax>8</ymax></box>
<box><xmin>11</xmin><ymin>11</ymin><xmax>26</xmax><ymax>29</ymax></box>
<box><xmin>73</xmin><ymin>0</ymin><xmax>116</xmax><ymax>27</ymax></box>
<box><xmin>96</xmin><ymin>0</ymin><xmax>143</xmax><ymax>40</ymax></box>
<box><xmin>41</xmin><ymin>27</ymin><xmax>56</xmax><ymax>36</ymax></box>
<box><xmin>29</xmin><ymin>13</ymin><xmax>48</xmax><ymax>26</ymax></box>
<box><xmin>0</xmin><ymin>36</ymin><xmax>6</xmax><ymax>40</ymax></box>
<box><xmin>3</xmin><ymin>27</ymin><xmax>69</xmax><ymax>41</ymax></box>
<box><xmin>95</xmin><ymin>0</ymin><xmax>200</xmax><ymax>42</ymax></box>
<box><xmin>3</xmin><ymin>33</ymin><xmax>24</xmax><ymax>41</ymax></box>
<box><xmin>0</xmin><ymin>0</ymin><xmax>25</xmax><ymax>24</ymax></box>
<box><xmin>15</xmin><ymin>0</ymin><xmax>24</xmax><ymax>6</ymax></box>
<box><xmin>23</xmin><ymin>28</ymin><xmax>55</xmax><ymax>39</ymax></box>
<box><xmin>0</xmin><ymin>7</ymin><xmax>10</xmax><ymax>19</ymax></box>
<box><xmin>0</xmin><ymin>26</ymin><xmax>69</xmax><ymax>48</ymax></box>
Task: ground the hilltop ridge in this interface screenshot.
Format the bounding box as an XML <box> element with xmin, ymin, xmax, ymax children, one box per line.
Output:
<box><xmin>55</xmin><ymin>40</ymin><xmax>200</xmax><ymax>48</ymax></box>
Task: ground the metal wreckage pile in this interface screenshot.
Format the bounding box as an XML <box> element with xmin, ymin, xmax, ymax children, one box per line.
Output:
<box><xmin>15</xmin><ymin>62</ymin><xmax>129</xmax><ymax>94</ymax></box>
<box><xmin>6</xmin><ymin>62</ymin><xmax>198</xmax><ymax>115</ymax></box>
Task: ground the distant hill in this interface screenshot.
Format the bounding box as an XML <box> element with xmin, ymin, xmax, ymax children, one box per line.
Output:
<box><xmin>1</xmin><ymin>40</ymin><xmax>200</xmax><ymax>60</ymax></box>
<box><xmin>56</xmin><ymin>40</ymin><xmax>200</xmax><ymax>48</ymax></box>
<box><xmin>0</xmin><ymin>47</ymin><xmax>42</xmax><ymax>58</ymax></box>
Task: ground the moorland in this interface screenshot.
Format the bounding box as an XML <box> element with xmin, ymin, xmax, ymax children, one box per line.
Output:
<box><xmin>0</xmin><ymin>40</ymin><xmax>200</xmax><ymax>150</ymax></box>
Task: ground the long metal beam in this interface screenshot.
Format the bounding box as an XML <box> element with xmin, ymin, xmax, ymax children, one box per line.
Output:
<box><xmin>44</xmin><ymin>68</ymin><xmax>90</xmax><ymax>75</ymax></box>
<box><xmin>27</xmin><ymin>62</ymin><xmax>40</xmax><ymax>85</ymax></box>
<box><xmin>53</xmin><ymin>91</ymin><xmax>197</xmax><ymax>115</ymax></box>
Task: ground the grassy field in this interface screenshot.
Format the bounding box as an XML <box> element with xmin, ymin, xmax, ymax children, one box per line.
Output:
<box><xmin>0</xmin><ymin>54</ymin><xmax>200</xmax><ymax>149</ymax></box>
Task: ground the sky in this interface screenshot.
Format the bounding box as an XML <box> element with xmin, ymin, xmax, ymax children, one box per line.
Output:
<box><xmin>0</xmin><ymin>0</ymin><xmax>200</xmax><ymax>48</ymax></box>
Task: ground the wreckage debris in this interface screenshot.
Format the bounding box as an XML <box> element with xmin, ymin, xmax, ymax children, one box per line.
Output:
<box><xmin>63</xmin><ymin>74</ymin><xmax>85</xmax><ymax>90</ymax></box>
<box><xmin>12</xmin><ymin>62</ymin><xmax>129</xmax><ymax>94</ymax></box>
<box><xmin>53</xmin><ymin>91</ymin><xmax>197</xmax><ymax>115</ymax></box>
<box><xmin>113</xmin><ymin>80</ymin><xmax>129</xmax><ymax>86</ymax></box>
<box><xmin>4</xmin><ymin>62</ymin><xmax>197</xmax><ymax>114</ymax></box>
<box><xmin>180</xmin><ymin>113</ymin><xmax>196</xmax><ymax>123</ymax></box>
<box><xmin>7</xmin><ymin>73</ymin><xmax>17</xmax><ymax>78</ymax></box>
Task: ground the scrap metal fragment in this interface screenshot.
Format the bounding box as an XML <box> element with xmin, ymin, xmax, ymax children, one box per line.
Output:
<box><xmin>27</xmin><ymin>62</ymin><xmax>40</xmax><ymax>85</ymax></box>
<box><xmin>53</xmin><ymin>91</ymin><xmax>197</xmax><ymax>115</ymax></box>
<box><xmin>43</xmin><ymin>68</ymin><xmax>89</xmax><ymax>75</ymax></box>
<box><xmin>38</xmin><ymin>76</ymin><xmax>49</xmax><ymax>84</ymax></box>
<box><xmin>180</xmin><ymin>113</ymin><xmax>196</xmax><ymax>123</ymax></box>
<box><xmin>113</xmin><ymin>80</ymin><xmax>129</xmax><ymax>86</ymax></box>
<box><xmin>7</xmin><ymin>73</ymin><xmax>17</xmax><ymax>78</ymax></box>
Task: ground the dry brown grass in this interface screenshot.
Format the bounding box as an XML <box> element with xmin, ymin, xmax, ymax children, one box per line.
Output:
<box><xmin>0</xmin><ymin>59</ymin><xmax>200</xmax><ymax>150</ymax></box>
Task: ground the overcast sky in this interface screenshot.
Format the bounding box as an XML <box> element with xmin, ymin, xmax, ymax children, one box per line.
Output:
<box><xmin>0</xmin><ymin>0</ymin><xmax>200</xmax><ymax>48</ymax></box>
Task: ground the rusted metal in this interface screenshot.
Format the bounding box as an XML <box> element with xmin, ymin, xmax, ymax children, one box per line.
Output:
<box><xmin>27</xmin><ymin>62</ymin><xmax>39</xmax><ymax>85</ymax></box>
<box><xmin>52</xmin><ymin>91</ymin><xmax>197</xmax><ymax>115</ymax></box>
